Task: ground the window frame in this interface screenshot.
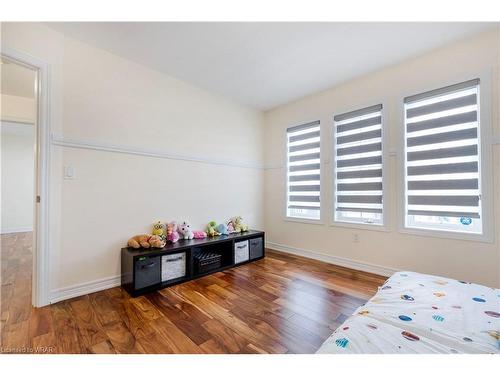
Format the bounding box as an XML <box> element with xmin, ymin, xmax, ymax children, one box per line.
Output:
<box><xmin>284</xmin><ymin>119</ymin><xmax>324</xmax><ymax>225</ymax></box>
<box><xmin>397</xmin><ymin>72</ymin><xmax>494</xmax><ymax>243</ymax></box>
<box><xmin>330</xmin><ymin>101</ymin><xmax>389</xmax><ymax>231</ymax></box>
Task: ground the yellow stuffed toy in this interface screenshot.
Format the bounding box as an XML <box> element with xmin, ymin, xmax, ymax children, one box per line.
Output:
<box><xmin>230</xmin><ymin>216</ymin><xmax>249</xmax><ymax>232</ymax></box>
<box><xmin>152</xmin><ymin>220</ymin><xmax>166</xmax><ymax>241</ymax></box>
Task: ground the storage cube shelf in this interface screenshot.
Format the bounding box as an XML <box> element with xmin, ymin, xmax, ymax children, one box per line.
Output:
<box><xmin>121</xmin><ymin>230</ymin><xmax>265</xmax><ymax>297</ymax></box>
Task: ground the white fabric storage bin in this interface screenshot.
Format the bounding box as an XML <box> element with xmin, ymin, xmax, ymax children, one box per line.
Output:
<box><xmin>161</xmin><ymin>252</ymin><xmax>186</xmax><ymax>282</ymax></box>
<box><xmin>234</xmin><ymin>240</ymin><xmax>249</xmax><ymax>264</ymax></box>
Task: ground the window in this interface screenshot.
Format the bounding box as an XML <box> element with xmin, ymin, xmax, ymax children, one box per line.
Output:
<box><xmin>286</xmin><ymin>120</ymin><xmax>321</xmax><ymax>220</ymax></box>
<box><xmin>333</xmin><ymin>104</ymin><xmax>384</xmax><ymax>226</ymax></box>
<box><xmin>404</xmin><ymin>79</ymin><xmax>482</xmax><ymax>234</ymax></box>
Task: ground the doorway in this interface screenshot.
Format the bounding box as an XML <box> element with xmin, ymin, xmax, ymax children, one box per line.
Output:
<box><xmin>1</xmin><ymin>56</ymin><xmax>39</xmax><ymax>342</ymax></box>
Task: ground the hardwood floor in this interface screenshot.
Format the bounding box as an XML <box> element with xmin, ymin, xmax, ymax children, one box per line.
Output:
<box><xmin>1</xmin><ymin>232</ymin><xmax>386</xmax><ymax>354</ymax></box>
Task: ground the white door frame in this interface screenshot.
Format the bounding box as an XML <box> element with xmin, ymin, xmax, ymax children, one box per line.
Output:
<box><xmin>2</xmin><ymin>47</ymin><xmax>51</xmax><ymax>307</ymax></box>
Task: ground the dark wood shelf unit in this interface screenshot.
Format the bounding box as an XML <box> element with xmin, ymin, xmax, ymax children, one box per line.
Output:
<box><xmin>121</xmin><ymin>230</ymin><xmax>265</xmax><ymax>297</ymax></box>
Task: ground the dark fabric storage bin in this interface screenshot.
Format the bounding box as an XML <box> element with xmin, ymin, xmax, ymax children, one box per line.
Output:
<box><xmin>135</xmin><ymin>256</ymin><xmax>161</xmax><ymax>289</ymax></box>
<box><xmin>249</xmin><ymin>237</ymin><xmax>263</xmax><ymax>259</ymax></box>
<box><xmin>194</xmin><ymin>252</ymin><xmax>222</xmax><ymax>274</ymax></box>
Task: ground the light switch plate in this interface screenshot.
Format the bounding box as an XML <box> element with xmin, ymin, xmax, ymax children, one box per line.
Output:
<box><xmin>64</xmin><ymin>165</ymin><xmax>75</xmax><ymax>180</ymax></box>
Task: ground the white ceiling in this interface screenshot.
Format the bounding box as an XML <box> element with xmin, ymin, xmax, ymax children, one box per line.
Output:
<box><xmin>47</xmin><ymin>22</ymin><xmax>495</xmax><ymax>110</ymax></box>
<box><xmin>1</xmin><ymin>58</ymin><xmax>36</xmax><ymax>98</ymax></box>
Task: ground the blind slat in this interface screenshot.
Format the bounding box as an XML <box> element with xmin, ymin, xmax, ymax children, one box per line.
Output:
<box><xmin>289</xmin><ymin>152</ymin><xmax>320</xmax><ymax>163</ymax></box>
<box><xmin>289</xmin><ymin>174</ymin><xmax>320</xmax><ymax>182</ymax></box>
<box><xmin>337</xmin><ymin>142</ymin><xmax>381</xmax><ymax>156</ymax></box>
<box><xmin>407</xmin><ymin>145</ymin><xmax>477</xmax><ymax>162</ymax></box>
<box><xmin>337</xmin><ymin>129</ymin><xmax>381</xmax><ymax>145</ymax></box>
<box><xmin>289</xmin><ymin>130</ymin><xmax>320</xmax><ymax>143</ymax></box>
<box><xmin>337</xmin><ymin>182</ymin><xmax>382</xmax><ymax>191</ymax></box>
<box><xmin>337</xmin><ymin>116</ymin><xmax>381</xmax><ymax>133</ymax></box>
<box><xmin>408</xmin><ymin>195</ymin><xmax>479</xmax><ymax>207</ymax></box>
<box><xmin>287</xmin><ymin>120</ymin><xmax>320</xmax><ymax>133</ymax></box>
<box><xmin>404</xmin><ymin>79</ymin><xmax>480</xmax><ymax>104</ymax></box>
<box><xmin>289</xmin><ymin>195</ymin><xmax>320</xmax><ymax>203</ymax></box>
<box><xmin>289</xmin><ymin>185</ymin><xmax>320</xmax><ymax>192</ymax></box>
<box><xmin>289</xmin><ymin>141</ymin><xmax>320</xmax><ymax>153</ymax></box>
<box><xmin>408</xmin><ymin>179</ymin><xmax>478</xmax><ymax>190</ymax></box>
<box><xmin>407</xmin><ymin>128</ymin><xmax>477</xmax><ymax>147</ymax></box>
<box><xmin>337</xmin><ymin>168</ymin><xmax>382</xmax><ymax>180</ymax></box>
<box><xmin>336</xmin><ymin>207</ymin><xmax>383</xmax><ymax>214</ymax></box>
<box><xmin>408</xmin><ymin>210</ymin><xmax>480</xmax><ymax>218</ymax></box>
<box><xmin>337</xmin><ymin>155</ymin><xmax>381</xmax><ymax>168</ymax></box>
<box><xmin>337</xmin><ymin>195</ymin><xmax>382</xmax><ymax>204</ymax></box>
<box><xmin>406</xmin><ymin>94</ymin><xmax>477</xmax><ymax>118</ymax></box>
<box><xmin>289</xmin><ymin>163</ymin><xmax>321</xmax><ymax>173</ymax></box>
<box><xmin>288</xmin><ymin>205</ymin><xmax>320</xmax><ymax>210</ymax></box>
<box><xmin>407</xmin><ymin>111</ymin><xmax>477</xmax><ymax>133</ymax></box>
<box><xmin>334</xmin><ymin>104</ymin><xmax>382</xmax><ymax>121</ymax></box>
<box><xmin>407</xmin><ymin>161</ymin><xmax>478</xmax><ymax>176</ymax></box>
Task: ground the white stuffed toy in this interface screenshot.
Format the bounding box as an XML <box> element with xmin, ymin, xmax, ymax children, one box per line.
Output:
<box><xmin>177</xmin><ymin>221</ymin><xmax>194</xmax><ymax>240</ymax></box>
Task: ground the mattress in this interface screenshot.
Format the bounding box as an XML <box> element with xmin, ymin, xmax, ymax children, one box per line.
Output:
<box><xmin>317</xmin><ymin>271</ymin><xmax>500</xmax><ymax>354</ymax></box>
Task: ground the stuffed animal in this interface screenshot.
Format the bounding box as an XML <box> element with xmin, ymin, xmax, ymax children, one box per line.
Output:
<box><xmin>127</xmin><ymin>234</ymin><xmax>165</xmax><ymax>249</ymax></box>
<box><xmin>234</xmin><ymin>216</ymin><xmax>249</xmax><ymax>232</ymax></box>
<box><xmin>152</xmin><ymin>221</ymin><xmax>166</xmax><ymax>241</ymax></box>
<box><xmin>217</xmin><ymin>222</ymin><xmax>228</xmax><ymax>235</ymax></box>
<box><xmin>206</xmin><ymin>221</ymin><xmax>220</xmax><ymax>237</ymax></box>
<box><xmin>166</xmin><ymin>221</ymin><xmax>180</xmax><ymax>243</ymax></box>
<box><xmin>227</xmin><ymin>221</ymin><xmax>236</xmax><ymax>234</ymax></box>
<box><xmin>178</xmin><ymin>221</ymin><xmax>194</xmax><ymax>240</ymax></box>
<box><xmin>192</xmin><ymin>230</ymin><xmax>207</xmax><ymax>239</ymax></box>
<box><xmin>228</xmin><ymin>216</ymin><xmax>248</xmax><ymax>233</ymax></box>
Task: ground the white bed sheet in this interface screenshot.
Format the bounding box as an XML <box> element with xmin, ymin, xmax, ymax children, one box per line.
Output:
<box><xmin>317</xmin><ymin>271</ymin><xmax>500</xmax><ymax>354</ymax></box>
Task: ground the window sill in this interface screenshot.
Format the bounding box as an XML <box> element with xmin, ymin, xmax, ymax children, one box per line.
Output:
<box><xmin>330</xmin><ymin>221</ymin><xmax>390</xmax><ymax>232</ymax></box>
<box><xmin>399</xmin><ymin>226</ymin><xmax>493</xmax><ymax>244</ymax></box>
<box><xmin>284</xmin><ymin>217</ymin><xmax>325</xmax><ymax>226</ymax></box>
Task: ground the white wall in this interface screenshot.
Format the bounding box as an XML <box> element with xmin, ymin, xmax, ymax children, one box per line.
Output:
<box><xmin>264</xmin><ymin>28</ymin><xmax>500</xmax><ymax>288</ymax></box>
<box><xmin>1</xmin><ymin>122</ymin><xmax>35</xmax><ymax>233</ymax></box>
<box><xmin>2</xmin><ymin>22</ymin><xmax>499</xmax><ymax>304</ymax></box>
<box><xmin>1</xmin><ymin>94</ymin><xmax>36</xmax><ymax>123</ymax></box>
<box><xmin>2</xmin><ymin>23</ymin><xmax>264</xmax><ymax>299</ymax></box>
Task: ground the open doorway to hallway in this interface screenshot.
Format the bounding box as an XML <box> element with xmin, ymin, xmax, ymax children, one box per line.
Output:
<box><xmin>1</xmin><ymin>56</ymin><xmax>38</xmax><ymax>349</ymax></box>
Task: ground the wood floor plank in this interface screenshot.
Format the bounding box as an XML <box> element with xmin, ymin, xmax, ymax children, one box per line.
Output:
<box><xmin>51</xmin><ymin>302</ymin><xmax>86</xmax><ymax>354</ymax></box>
<box><xmin>199</xmin><ymin>338</ymin><xmax>227</xmax><ymax>354</ymax></box>
<box><xmin>1</xmin><ymin>232</ymin><xmax>386</xmax><ymax>354</ymax></box>
<box><xmin>88</xmin><ymin>339</ymin><xmax>117</xmax><ymax>354</ymax></box>
<box><xmin>150</xmin><ymin>316</ymin><xmax>203</xmax><ymax>354</ymax></box>
<box><xmin>201</xmin><ymin>319</ymin><xmax>248</xmax><ymax>353</ymax></box>
<box><xmin>135</xmin><ymin>332</ymin><xmax>175</xmax><ymax>354</ymax></box>
<box><xmin>102</xmin><ymin>321</ymin><xmax>145</xmax><ymax>354</ymax></box>
<box><xmin>69</xmin><ymin>296</ymin><xmax>109</xmax><ymax>348</ymax></box>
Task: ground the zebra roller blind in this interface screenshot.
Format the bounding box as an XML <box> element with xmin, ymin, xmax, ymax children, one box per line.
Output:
<box><xmin>333</xmin><ymin>104</ymin><xmax>384</xmax><ymax>225</ymax></box>
<box><xmin>286</xmin><ymin>120</ymin><xmax>321</xmax><ymax>220</ymax></box>
<box><xmin>404</xmin><ymin>79</ymin><xmax>482</xmax><ymax>234</ymax></box>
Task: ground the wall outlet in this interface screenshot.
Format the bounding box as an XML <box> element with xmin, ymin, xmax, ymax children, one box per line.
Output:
<box><xmin>353</xmin><ymin>233</ymin><xmax>359</xmax><ymax>243</ymax></box>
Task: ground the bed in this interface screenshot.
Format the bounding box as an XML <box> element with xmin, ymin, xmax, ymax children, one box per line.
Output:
<box><xmin>317</xmin><ymin>271</ymin><xmax>499</xmax><ymax>354</ymax></box>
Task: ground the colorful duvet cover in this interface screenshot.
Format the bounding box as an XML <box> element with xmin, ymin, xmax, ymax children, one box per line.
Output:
<box><xmin>317</xmin><ymin>271</ymin><xmax>499</xmax><ymax>354</ymax></box>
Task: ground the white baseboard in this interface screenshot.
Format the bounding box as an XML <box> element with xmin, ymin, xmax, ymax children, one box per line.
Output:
<box><xmin>1</xmin><ymin>227</ymin><xmax>33</xmax><ymax>234</ymax></box>
<box><xmin>50</xmin><ymin>275</ymin><xmax>121</xmax><ymax>304</ymax></box>
<box><xmin>266</xmin><ymin>241</ymin><xmax>397</xmax><ymax>277</ymax></box>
